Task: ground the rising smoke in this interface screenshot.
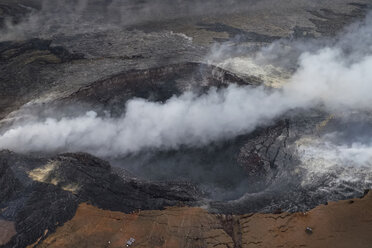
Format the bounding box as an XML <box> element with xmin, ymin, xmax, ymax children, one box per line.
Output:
<box><xmin>1</xmin><ymin>10</ymin><xmax>372</xmax><ymax>163</ymax></box>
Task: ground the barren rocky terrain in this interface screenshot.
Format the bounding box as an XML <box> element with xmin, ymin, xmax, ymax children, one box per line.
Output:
<box><xmin>1</xmin><ymin>0</ymin><xmax>372</xmax><ymax>247</ymax></box>
<box><xmin>25</xmin><ymin>190</ymin><xmax>372</xmax><ymax>248</ymax></box>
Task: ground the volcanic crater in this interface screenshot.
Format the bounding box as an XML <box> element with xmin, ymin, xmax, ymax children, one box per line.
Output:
<box><xmin>1</xmin><ymin>1</ymin><xmax>372</xmax><ymax>248</ymax></box>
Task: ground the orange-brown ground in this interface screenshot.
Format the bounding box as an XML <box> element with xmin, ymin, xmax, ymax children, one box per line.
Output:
<box><xmin>0</xmin><ymin>220</ymin><xmax>16</xmax><ymax>246</ymax></box>
<box><xmin>30</xmin><ymin>192</ymin><xmax>372</xmax><ymax>248</ymax></box>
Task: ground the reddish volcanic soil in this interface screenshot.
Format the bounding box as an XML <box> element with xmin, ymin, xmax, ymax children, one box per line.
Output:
<box><xmin>32</xmin><ymin>191</ymin><xmax>372</xmax><ymax>248</ymax></box>
<box><xmin>0</xmin><ymin>220</ymin><xmax>16</xmax><ymax>246</ymax></box>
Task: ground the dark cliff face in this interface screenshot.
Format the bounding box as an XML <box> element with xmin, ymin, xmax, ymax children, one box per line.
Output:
<box><xmin>0</xmin><ymin>151</ymin><xmax>202</xmax><ymax>248</ymax></box>
<box><xmin>60</xmin><ymin>62</ymin><xmax>258</xmax><ymax>117</ymax></box>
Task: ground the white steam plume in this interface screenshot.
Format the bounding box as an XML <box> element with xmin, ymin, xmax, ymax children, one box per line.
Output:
<box><xmin>1</xmin><ymin>13</ymin><xmax>372</xmax><ymax>157</ymax></box>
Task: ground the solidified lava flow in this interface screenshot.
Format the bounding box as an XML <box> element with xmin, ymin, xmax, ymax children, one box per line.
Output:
<box><xmin>1</xmin><ymin>1</ymin><xmax>372</xmax><ymax>247</ymax></box>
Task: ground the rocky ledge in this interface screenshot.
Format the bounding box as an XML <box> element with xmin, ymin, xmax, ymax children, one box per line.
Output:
<box><xmin>21</xmin><ymin>190</ymin><xmax>372</xmax><ymax>248</ymax></box>
<box><xmin>0</xmin><ymin>151</ymin><xmax>201</xmax><ymax>248</ymax></box>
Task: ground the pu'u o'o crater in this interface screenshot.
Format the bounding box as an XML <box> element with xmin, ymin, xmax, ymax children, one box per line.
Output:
<box><xmin>1</xmin><ymin>1</ymin><xmax>372</xmax><ymax>247</ymax></box>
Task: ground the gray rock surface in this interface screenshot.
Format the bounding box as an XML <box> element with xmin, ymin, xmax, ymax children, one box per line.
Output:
<box><xmin>0</xmin><ymin>151</ymin><xmax>202</xmax><ymax>247</ymax></box>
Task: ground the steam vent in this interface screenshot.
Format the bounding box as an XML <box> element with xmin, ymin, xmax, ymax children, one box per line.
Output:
<box><xmin>1</xmin><ymin>1</ymin><xmax>372</xmax><ymax>247</ymax></box>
